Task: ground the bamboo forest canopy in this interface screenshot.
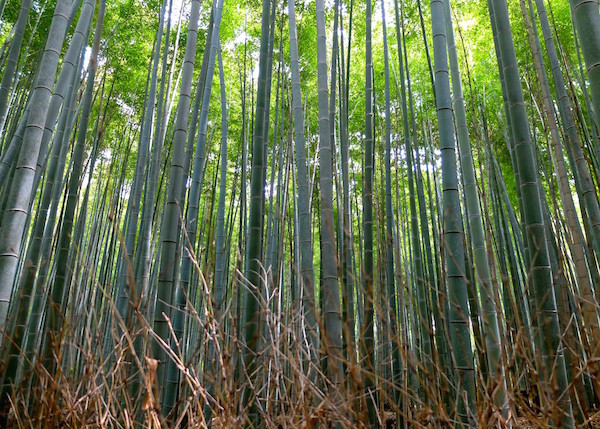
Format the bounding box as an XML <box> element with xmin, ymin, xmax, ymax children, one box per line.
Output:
<box><xmin>0</xmin><ymin>0</ymin><xmax>599</xmax><ymax>427</ymax></box>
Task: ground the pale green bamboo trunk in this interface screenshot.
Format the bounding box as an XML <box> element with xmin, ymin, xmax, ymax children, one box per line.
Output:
<box><xmin>2</xmin><ymin>0</ymin><xmax>94</xmax><ymax>387</ymax></box>
<box><xmin>152</xmin><ymin>0</ymin><xmax>200</xmax><ymax>415</ymax></box>
<box><xmin>361</xmin><ymin>0</ymin><xmax>377</xmax><ymax>425</ymax></box>
<box><xmin>0</xmin><ymin>0</ymin><xmax>30</xmax><ymax>136</ymax></box>
<box><xmin>489</xmin><ymin>0</ymin><xmax>574</xmax><ymax>425</ymax></box>
<box><xmin>242</xmin><ymin>0</ymin><xmax>271</xmax><ymax>423</ymax></box>
<box><xmin>115</xmin><ymin>0</ymin><xmax>166</xmax><ymax>322</ymax></box>
<box><xmin>316</xmin><ymin>0</ymin><xmax>343</xmax><ymax>389</ymax></box>
<box><xmin>430</xmin><ymin>0</ymin><xmax>477</xmax><ymax>424</ymax></box>
<box><xmin>0</xmin><ymin>0</ymin><xmax>71</xmax><ymax>335</ymax></box>
<box><xmin>379</xmin><ymin>0</ymin><xmax>402</xmax><ymax>405</ymax></box>
<box><xmin>40</xmin><ymin>0</ymin><xmax>106</xmax><ymax>371</ymax></box>
<box><xmin>443</xmin><ymin>0</ymin><xmax>508</xmax><ymax>420</ymax></box>
<box><xmin>570</xmin><ymin>0</ymin><xmax>600</xmax><ymax>135</ymax></box>
<box><xmin>287</xmin><ymin>0</ymin><xmax>318</xmax><ymax>369</ymax></box>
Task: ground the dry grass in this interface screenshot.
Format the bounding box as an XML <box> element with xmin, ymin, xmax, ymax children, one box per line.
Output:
<box><xmin>2</xmin><ymin>267</ymin><xmax>599</xmax><ymax>428</ymax></box>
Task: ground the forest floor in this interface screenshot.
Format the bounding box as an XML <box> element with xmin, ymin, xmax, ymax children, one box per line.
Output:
<box><xmin>406</xmin><ymin>408</ymin><xmax>600</xmax><ymax>428</ymax></box>
<box><xmin>515</xmin><ymin>413</ymin><xmax>600</xmax><ymax>429</ymax></box>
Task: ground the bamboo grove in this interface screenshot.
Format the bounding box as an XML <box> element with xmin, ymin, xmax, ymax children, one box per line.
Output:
<box><xmin>0</xmin><ymin>0</ymin><xmax>599</xmax><ymax>427</ymax></box>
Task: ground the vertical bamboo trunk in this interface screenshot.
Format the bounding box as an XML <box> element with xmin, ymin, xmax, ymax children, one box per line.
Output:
<box><xmin>287</xmin><ymin>0</ymin><xmax>318</xmax><ymax>372</ymax></box>
<box><xmin>394</xmin><ymin>0</ymin><xmax>434</xmax><ymax>398</ymax></box>
<box><xmin>362</xmin><ymin>0</ymin><xmax>377</xmax><ymax>425</ymax></box>
<box><xmin>0</xmin><ymin>0</ymin><xmax>71</xmax><ymax>334</ymax></box>
<box><xmin>379</xmin><ymin>0</ymin><xmax>402</xmax><ymax>406</ymax></box>
<box><xmin>534</xmin><ymin>0</ymin><xmax>600</xmax><ymax>341</ymax></box>
<box><xmin>316</xmin><ymin>0</ymin><xmax>343</xmax><ymax>391</ymax></box>
<box><xmin>489</xmin><ymin>0</ymin><xmax>574</xmax><ymax>425</ymax></box>
<box><xmin>203</xmin><ymin>39</ymin><xmax>228</xmax><ymax>423</ymax></box>
<box><xmin>444</xmin><ymin>0</ymin><xmax>508</xmax><ymax>421</ymax></box>
<box><xmin>522</xmin><ymin>0</ymin><xmax>600</xmax><ymax>408</ymax></box>
<box><xmin>152</xmin><ymin>0</ymin><xmax>200</xmax><ymax>416</ymax></box>
<box><xmin>430</xmin><ymin>0</ymin><xmax>477</xmax><ymax>424</ymax></box>
<box><xmin>570</xmin><ymin>0</ymin><xmax>600</xmax><ymax>137</ymax></box>
<box><xmin>116</xmin><ymin>0</ymin><xmax>166</xmax><ymax>321</ymax></box>
<box><xmin>40</xmin><ymin>0</ymin><xmax>106</xmax><ymax>372</ymax></box>
<box><xmin>2</xmin><ymin>0</ymin><xmax>94</xmax><ymax>387</ymax></box>
<box><xmin>0</xmin><ymin>0</ymin><xmax>31</xmax><ymax>136</ymax></box>
<box><xmin>338</xmin><ymin>0</ymin><xmax>356</xmax><ymax>387</ymax></box>
<box><xmin>243</xmin><ymin>0</ymin><xmax>272</xmax><ymax>422</ymax></box>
